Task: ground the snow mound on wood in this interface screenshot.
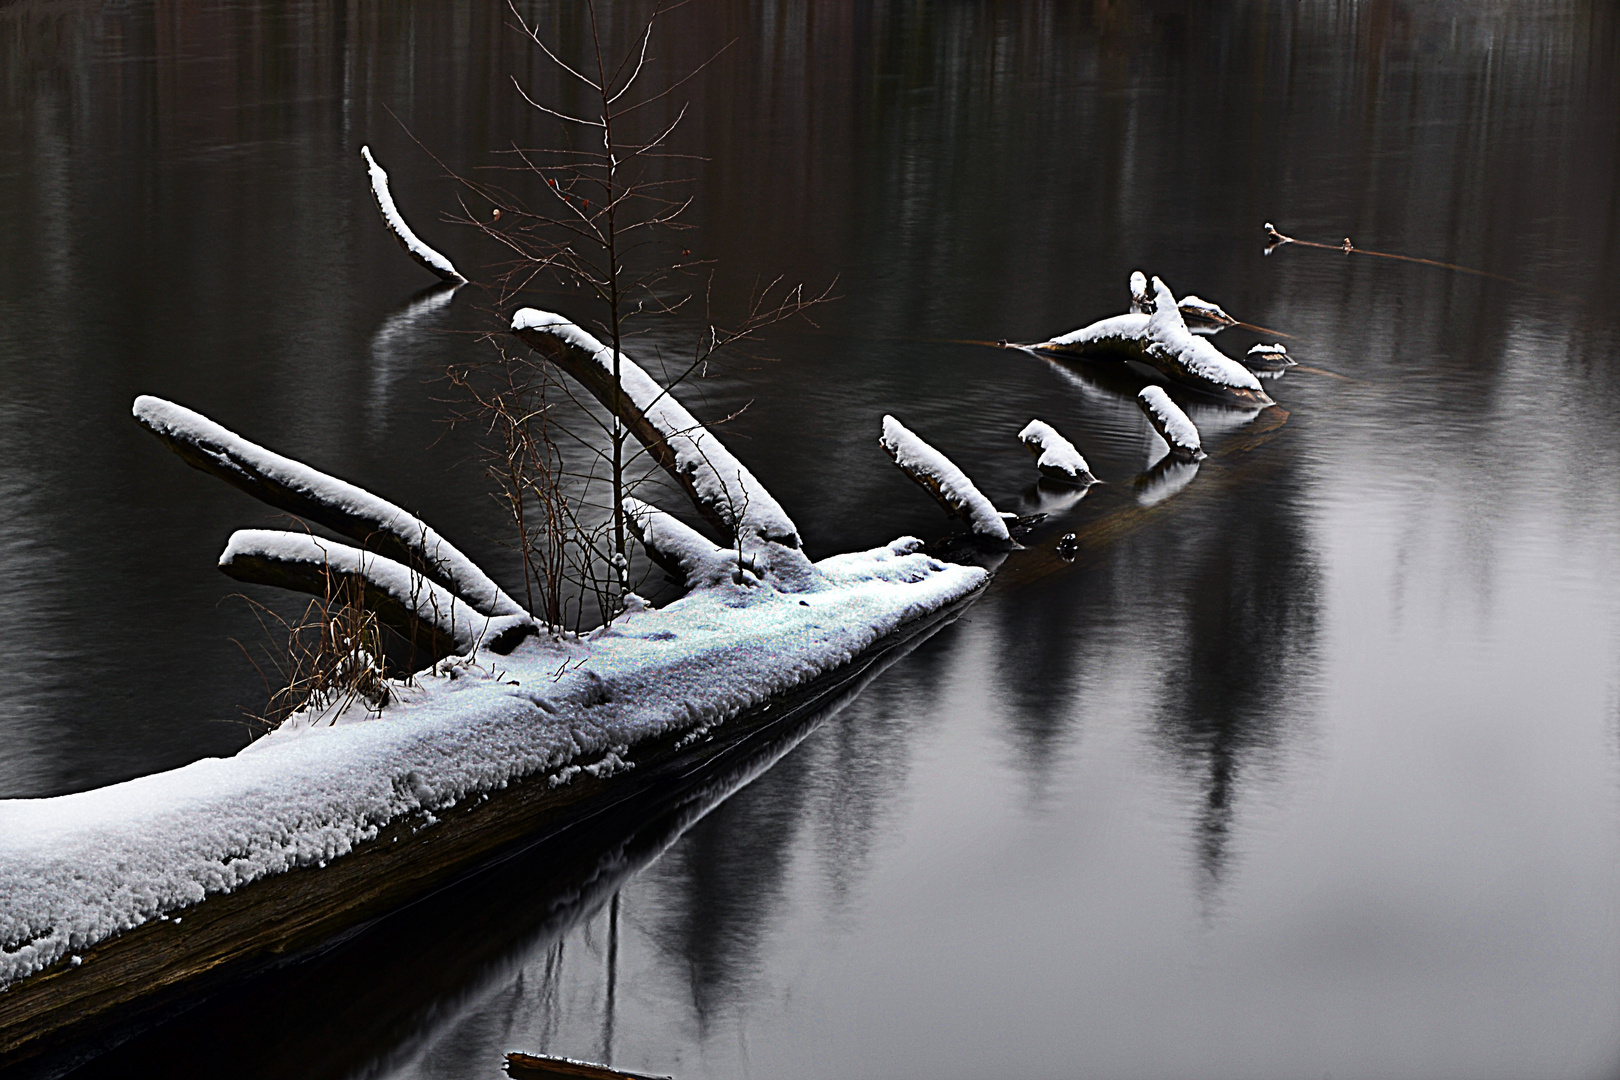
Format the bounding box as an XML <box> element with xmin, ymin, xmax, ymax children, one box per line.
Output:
<box><xmin>1137</xmin><ymin>385</ymin><xmax>1204</xmax><ymax>461</ymax></box>
<box><xmin>0</xmin><ymin>545</ymin><xmax>984</xmax><ymax>989</ymax></box>
<box><xmin>1144</xmin><ymin>278</ymin><xmax>1264</xmax><ymax>395</ymax></box>
<box><xmin>1017</xmin><ymin>419</ymin><xmax>1095</xmax><ymax>484</ymax></box>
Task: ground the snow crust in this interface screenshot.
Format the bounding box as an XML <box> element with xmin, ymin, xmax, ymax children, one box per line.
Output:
<box><xmin>0</xmin><ymin>543</ymin><xmax>983</xmax><ymax>989</ymax></box>
<box><xmin>134</xmin><ymin>396</ymin><xmax>524</xmax><ymax>619</ymax></box>
<box><xmin>879</xmin><ymin>416</ymin><xmax>1010</xmax><ymax>542</ymax></box>
<box><xmin>511</xmin><ymin>311</ymin><xmax>803</xmax><ymax>564</ymax></box>
<box><xmin>1017</xmin><ymin>419</ymin><xmax>1095</xmax><ymax>484</ymax></box>
<box><xmin>1042</xmin><ymin>312</ymin><xmax>1151</xmax><ymax>351</ymax></box>
<box><xmin>1137</xmin><ymin>385</ymin><xmax>1204</xmax><ymax>461</ymax></box>
<box><xmin>1143</xmin><ymin>279</ymin><xmax>1264</xmax><ymax>394</ymax></box>
<box><xmin>360</xmin><ymin>146</ymin><xmax>467</xmax><ymax>285</ymax></box>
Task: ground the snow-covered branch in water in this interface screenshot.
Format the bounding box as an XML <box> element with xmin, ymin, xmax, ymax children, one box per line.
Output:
<box><xmin>1139</xmin><ymin>278</ymin><xmax>1271</xmax><ymax>405</ymax></box>
<box><xmin>219</xmin><ymin>530</ymin><xmax>532</xmax><ymax>657</ymax></box>
<box><xmin>1017</xmin><ymin>419</ymin><xmax>1097</xmax><ymax>485</ymax></box>
<box><xmin>1026</xmin><ymin>273</ymin><xmax>1273</xmax><ymax>406</ymax></box>
<box><xmin>1137</xmin><ymin>385</ymin><xmax>1205</xmax><ymax>463</ymax></box>
<box><xmin>622</xmin><ymin>497</ymin><xmax>751</xmax><ymax>589</ymax></box>
<box><xmin>1244</xmin><ymin>343</ymin><xmax>1295</xmax><ymax>372</ymax></box>
<box><xmin>879</xmin><ymin>416</ymin><xmax>1010</xmax><ymax>544</ymax></box>
<box><xmin>510</xmin><ymin>310</ymin><xmax>813</xmax><ymax>588</ymax></box>
<box><xmin>360</xmin><ymin>146</ymin><xmax>468</xmax><ymax>285</ymax></box>
<box><xmin>134</xmin><ymin>396</ymin><xmax>525</xmax><ymax>618</ymax></box>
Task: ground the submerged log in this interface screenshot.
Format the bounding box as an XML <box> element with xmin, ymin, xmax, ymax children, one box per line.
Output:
<box><xmin>1243</xmin><ymin>343</ymin><xmax>1296</xmax><ymax>372</ymax></box>
<box><xmin>504</xmin><ymin>1051</ymin><xmax>673</xmax><ymax>1080</ymax></box>
<box><xmin>360</xmin><ymin>146</ymin><xmax>468</xmax><ymax>285</ymax></box>
<box><xmin>1137</xmin><ymin>385</ymin><xmax>1205</xmax><ymax>463</ymax></box>
<box><xmin>133</xmin><ymin>396</ymin><xmax>525</xmax><ymax>619</ymax></box>
<box><xmin>219</xmin><ymin>530</ymin><xmax>533</xmax><ymax>657</ymax></box>
<box><xmin>1017</xmin><ymin>419</ymin><xmax>1097</xmax><ymax>485</ymax></box>
<box><xmin>879</xmin><ymin>415</ymin><xmax>1011</xmax><ymax>544</ymax></box>
<box><xmin>511</xmin><ymin>311</ymin><xmax>813</xmax><ymax>589</ymax></box>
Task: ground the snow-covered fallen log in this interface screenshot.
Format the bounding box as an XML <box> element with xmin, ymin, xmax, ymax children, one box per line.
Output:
<box><xmin>0</xmin><ymin>539</ymin><xmax>985</xmax><ymax>1040</ymax></box>
<box><xmin>1137</xmin><ymin>385</ymin><xmax>1205</xmax><ymax>462</ymax></box>
<box><xmin>360</xmin><ymin>146</ymin><xmax>468</xmax><ymax>285</ymax></box>
<box><xmin>511</xmin><ymin>311</ymin><xmax>813</xmax><ymax>588</ymax></box>
<box><xmin>133</xmin><ymin>396</ymin><xmax>524</xmax><ymax>619</ymax></box>
<box><xmin>219</xmin><ymin>530</ymin><xmax>532</xmax><ymax>657</ymax></box>
<box><xmin>879</xmin><ymin>416</ymin><xmax>1010</xmax><ymax>544</ymax></box>
<box><xmin>1017</xmin><ymin>419</ymin><xmax>1097</xmax><ymax>485</ymax></box>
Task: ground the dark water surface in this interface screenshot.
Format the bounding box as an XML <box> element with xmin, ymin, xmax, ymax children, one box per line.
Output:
<box><xmin>4</xmin><ymin>2</ymin><xmax>1620</xmax><ymax>1078</ymax></box>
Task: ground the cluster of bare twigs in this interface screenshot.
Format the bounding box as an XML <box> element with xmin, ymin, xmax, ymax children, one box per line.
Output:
<box><xmin>233</xmin><ymin>572</ymin><xmax>392</xmax><ymax>733</ymax></box>
<box><xmin>439</xmin><ymin>0</ymin><xmax>831</xmax><ymax>624</ymax></box>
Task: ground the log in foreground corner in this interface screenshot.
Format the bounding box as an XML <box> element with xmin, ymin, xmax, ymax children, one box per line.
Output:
<box><xmin>879</xmin><ymin>415</ymin><xmax>1011</xmax><ymax>545</ymax></box>
<box><xmin>510</xmin><ymin>310</ymin><xmax>815</xmax><ymax>589</ymax></box>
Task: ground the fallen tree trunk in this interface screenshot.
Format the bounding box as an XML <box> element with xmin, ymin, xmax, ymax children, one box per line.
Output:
<box><xmin>218</xmin><ymin>530</ymin><xmax>532</xmax><ymax>658</ymax></box>
<box><xmin>134</xmin><ymin>396</ymin><xmax>525</xmax><ymax>619</ymax></box>
<box><xmin>510</xmin><ymin>310</ymin><xmax>813</xmax><ymax>589</ymax></box>
<box><xmin>360</xmin><ymin>146</ymin><xmax>468</xmax><ymax>285</ymax></box>
<box><xmin>879</xmin><ymin>415</ymin><xmax>1011</xmax><ymax>544</ymax></box>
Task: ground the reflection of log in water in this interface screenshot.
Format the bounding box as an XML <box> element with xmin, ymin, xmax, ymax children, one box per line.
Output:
<box><xmin>51</xmin><ymin>598</ymin><xmax>968</xmax><ymax>1080</ymax></box>
<box><xmin>367</xmin><ymin>282</ymin><xmax>459</xmax><ymax>436</ymax></box>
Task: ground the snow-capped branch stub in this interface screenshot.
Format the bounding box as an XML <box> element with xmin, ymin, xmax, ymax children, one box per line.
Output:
<box><xmin>879</xmin><ymin>416</ymin><xmax>1010</xmax><ymax>543</ymax></box>
<box><xmin>1244</xmin><ymin>343</ymin><xmax>1295</xmax><ymax>372</ymax></box>
<box><xmin>220</xmin><ymin>530</ymin><xmax>531</xmax><ymax>656</ymax></box>
<box><xmin>622</xmin><ymin>497</ymin><xmax>752</xmax><ymax>589</ymax></box>
<box><xmin>1129</xmin><ymin>270</ymin><xmax>1151</xmax><ymax>314</ymax></box>
<box><xmin>1017</xmin><ymin>420</ymin><xmax>1097</xmax><ymax>485</ymax></box>
<box><xmin>133</xmin><ymin>396</ymin><xmax>524</xmax><ymax>618</ymax></box>
<box><xmin>360</xmin><ymin>145</ymin><xmax>467</xmax><ymax>285</ymax></box>
<box><xmin>1140</xmin><ymin>278</ymin><xmax>1272</xmax><ymax>406</ymax></box>
<box><xmin>1137</xmin><ymin>385</ymin><xmax>1204</xmax><ymax>462</ymax></box>
<box><xmin>510</xmin><ymin>310</ymin><xmax>812</xmax><ymax>587</ymax></box>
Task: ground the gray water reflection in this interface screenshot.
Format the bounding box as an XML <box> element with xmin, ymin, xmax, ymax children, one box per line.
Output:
<box><xmin>3</xmin><ymin>1</ymin><xmax>1620</xmax><ymax>1078</ymax></box>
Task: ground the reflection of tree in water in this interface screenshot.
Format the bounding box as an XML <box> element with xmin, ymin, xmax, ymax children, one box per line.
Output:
<box><xmin>638</xmin><ymin>619</ymin><xmax>964</xmax><ymax>1030</ymax></box>
<box><xmin>1142</xmin><ymin>459</ymin><xmax>1322</xmax><ymax>901</ymax></box>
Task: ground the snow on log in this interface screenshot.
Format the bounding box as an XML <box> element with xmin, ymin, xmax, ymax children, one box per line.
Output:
<box><xmin>1130</xmin><ymin>270</ymin><xmax>1152</xmax><ymax>314</ymax></box>
<box><xmin>133</xmin><ymin>396</ymin><xmax>524</xmax><ymax>618</ymax></box>
<box><xmin>1139</xmin><ymin>278</ymin><xmax>1273</xmax><ymax>406</ymax></box>
<box><xmin>1176</xmin><ymin>295</ymin><xmax>1236</xmax><ymax>326</ymax></box>
<box><xmin>1244</xmin><ymin>343</ymin><xmax>1296</xmax><ymax>372</ymax></box>
<box><xmin>510</xmin><ymin>310</ymin><xmax>812</xmax><ymax>587</ymax></box>
<box><xmin>1017</xmin><ymin>419</ymin><xmax>1097</xmax><ymax>485</ymax></box>
<box><xmin>360</xmin><ymin>145</ymin><xmax>467</xmax><ymax>285</ymax></box>
<box><xmin>879</xmin><ymin>416</ymin><xmax>1010</xmax><ymax>543</ymax></box>
<box><xmin>219</xmin><ymin>530</ymin><xmax>531</xmax><ymax>657</ymax></box>
<box><xmin>1137</xmin><ymin>385</ymin><xmax>1205</xmax><ymax>462</ymax></box>
<box><xmin>622</xmin><ymin>497</ymin><xmax>747</xmax><ymax>589</ymax></box>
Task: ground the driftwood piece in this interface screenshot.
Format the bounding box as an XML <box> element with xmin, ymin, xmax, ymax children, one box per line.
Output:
<box><xmin>133</xmin><ymin>396</ymin><xmax>524</xmax><ymax>618</ymax></box>
<box><xmin>219</xmin><ymin>530</ymin><xmax>532</xmax><ymax>657</ymax></box>
<box><xmin>510</xmin><ymin>311</ymin><xmax>814</xmax><ymax>588</ymax></box>
<box><xmin>360</xmin><ymin>146</ymin><xmax>468</xmax><ymax>285</ymax></box>
<box><xmin>879</xmin><ymin>416</ymin><xmax>1010</xmax><ymax>544</ymax></box>
<box><xmin>1137</xmin><ymin>386</ymin><xmax>1205</xmax><ymax>462</ymax></box>
<box><xmin>1017</xmin><ymin>419</ymin><xmax>1097</xmax><ymax>485</ymax></box>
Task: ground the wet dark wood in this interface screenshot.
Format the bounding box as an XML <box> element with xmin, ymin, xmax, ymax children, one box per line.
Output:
<box><xmin>504</xmin><ymin>1051</ymin><xmax>672</xmax><ymax>1080</ymax></box>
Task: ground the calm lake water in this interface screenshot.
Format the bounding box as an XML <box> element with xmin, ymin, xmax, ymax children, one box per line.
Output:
<box><xmin>4</xmin><ymin>2</ymin><xmax>1620</xmax><ymax>1078</ymax></box>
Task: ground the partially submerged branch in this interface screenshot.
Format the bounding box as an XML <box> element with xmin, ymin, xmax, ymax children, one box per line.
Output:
<box><xmin>510</xmin><ymin>310</ymin><xmax>812</xmax><ymax>583</ymax></box>
<box><xmin>879</xmin><ymin>416</ymin><xmax>1010</xmax><ymax>544</ymax></box>
<box><xmin>1017</xmin><ymin>419</ymin><xmax>1097</xmax><ymax>485</ymax></box>
<box><xmin>220</xmin><ymin>530</ymin><xmax>532</xmax><ymax>657</ymax></box>
<box><xmin>1137</xmin><ymin>385</ymin><xmax>1205</xmax><ymax>462</ymax></box>
<box><xmin>361</xmin><ymin>146</ymin><xmax>468</xmax><ymax>285</ymax></box>
<box><xmin>133</xmin><ymin>396</ymin><xmax>525</xmax><ymax>618</ymax></box>
<box><xmin>622</xmin><ymin>497</ymin><xmax>752</xmax><ymax>589</ymax></box>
